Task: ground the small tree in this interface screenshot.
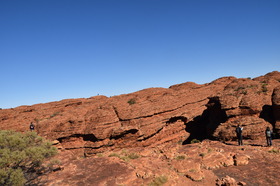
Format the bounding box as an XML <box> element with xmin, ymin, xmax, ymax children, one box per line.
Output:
<box><xmin>0</xmin><ymin>130</ymin><xmax>57</xmax><ymax>185</ymax></box>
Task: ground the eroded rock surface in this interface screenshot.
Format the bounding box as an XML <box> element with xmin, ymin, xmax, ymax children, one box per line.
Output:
<box><xmin>272</xmin><ymin>85</ymin><xmax>280</xmax><ymax>135</ymax></box>
<box><xmin>1</xmin><ymin>71</ymin><xmax>280</xmax><ymax>155</ymax></box>
<box><xmin>1</xmin><ymin>71</ymin><xmax>280</xmax><ymax>185</ymax></box>
<box><xmin>41</xmin><ymin>139</ymin><xmax>280</xmax><ymax>186</ymax></box>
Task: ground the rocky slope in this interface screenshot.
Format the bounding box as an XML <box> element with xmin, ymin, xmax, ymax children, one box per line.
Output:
<box><xmin>1</xmin><ymin>71</ymin><xmax>280</xmax><ymax>185</ymax></box>
<box><xmin>42</xmin><ymin>139</ymin><xmax>280</xmax><ymax>186</ymax></box>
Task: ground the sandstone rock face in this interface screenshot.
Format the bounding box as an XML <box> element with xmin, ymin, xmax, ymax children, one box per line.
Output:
<box><xmin>211</xmin><ymin>72</ymin><xmax>280</xmax><ymax>140</ymax></box>
<box><xmin>272</xmin><ymin>85</ymin><xmax>280</xmax><ymax>135</ymax></box>
<box><xmin>1</xmin><ymin>69</ymin><xmax>280</xmax><ymax>186</ymax></box>
<box><xmin>1</xmin><ymin>71</ymin><xmax>280</xmax><ymax>155</ymax></box>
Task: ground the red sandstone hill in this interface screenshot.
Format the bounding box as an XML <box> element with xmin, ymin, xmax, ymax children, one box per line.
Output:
<box><xmin>1</xmin><ymin>71</ymin><xmax>280</xmax><ymax>185</ymax></box>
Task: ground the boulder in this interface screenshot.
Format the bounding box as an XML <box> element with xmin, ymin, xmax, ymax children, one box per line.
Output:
<box><xmin>233</xmin><ymin>154</ymin><xmax>250</xmax><ymax>166</ymax></box>
<box><xmin>202</xmin><ymin>152</ymin><xmax>234</xmax><ymax>170</ymax></box>
<box><xmin>216</xmin><ymin>175</ymin><xmax>246</xmax><ymax>186</ymax></box>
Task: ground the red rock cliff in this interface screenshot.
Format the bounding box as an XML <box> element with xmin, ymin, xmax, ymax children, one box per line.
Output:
<box><xmin>1</xmin><ymin>71</ymin><xmax>280</xmax><ymax>156</ymax></box>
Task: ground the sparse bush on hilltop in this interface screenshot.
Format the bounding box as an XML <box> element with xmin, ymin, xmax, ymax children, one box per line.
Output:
<box><xmin>261</xmin><ymin>83</ymin><xmax>268</xmax><ymax>93</ymax></box>
<box><xmin>127</xmin><ymin>98</ymin><xmax>136</xmax><ymax>105</ymax></box>
<box><xmin>0</xmin><ymin>130</ymin><xmax>57</xmax><ymax>186</ymax></box>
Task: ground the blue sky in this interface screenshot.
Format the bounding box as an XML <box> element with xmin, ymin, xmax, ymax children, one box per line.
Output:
<box><xmin>1</xmin><ymin>0</ymin><xmax>279</xmax><ymax>109</ymax></box>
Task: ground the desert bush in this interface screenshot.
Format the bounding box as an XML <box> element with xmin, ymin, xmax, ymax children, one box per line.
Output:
<box><xmin>261</xmin><ymin>84</ymin><xmax>268</xmax><ymax>93</ymax></box>
<box><xmin>0</xmin><ymin>130</ymin><xmax>57</xmax><ymax>186</ymax></box>
<box><xmin>189</xmin><ymin>169</ymin><xmax>197</xmax><ymax>172</ymax></box>
<box><xmin>207</xmin><ymin>148</ymin><xmax>213</xmax><ymax>153</ymax></box>
<box><xmin>235</xmin><ymin>86</ymin><xmax>245</xmax><ymax>91</ymax></box>
<box><xmin>175</xmin><ymin>155</ymin><xmax>186</xmax><ymax>160</ymax></box>
<box><xmin>108</xmin><ymin>151</ymin><xmax>140</xmax><ymax>162</ymax></box>
<box><xmin>127</xmin><ymin>153</ymin><xmax>140</xmax><ymax>159</ymax></box>
<box><xmin>241</xmin><ymin>90</ymin><xmax>247</xmax><ymax>95</ymax></box>
<box><xmin>50</xmin><ymin>112</ymin><xmax>60</xmax><ymax>118</ymax></box>
<box><xmin>268</xmin><ymin>149</ymin><xmax>279</xmax><ymax>154</ymax></box>
<box><xmin>127</xmin><ymin>98</ymin><xmax>136</xmax><ymax>105</ymax></box>
<box><xmin>108</xmin><ymin>153</ymin><xmax>120</xmax><ymax>158</ymax></box>
<box><xmin>148</xmin><ymin>175</ymin><xmax>168</xmax><ymax>186</ymax></box>
<box><xmin>190</xmin><ymin>139</ymin><xmax>200</xmax><ymax>144</ymax></box>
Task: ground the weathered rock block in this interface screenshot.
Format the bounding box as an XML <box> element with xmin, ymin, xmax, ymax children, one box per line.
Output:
<box><xmin>272</xmin><ymin>86</ymin><xmax>280</xmax><ymax>135</ymax></box>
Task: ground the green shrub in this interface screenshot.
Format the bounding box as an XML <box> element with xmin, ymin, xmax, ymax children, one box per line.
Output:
<box><xmin>235</xmin><ymin>86</ymin><xmax>245</xmax><ymax>91</ymax></box>
<box><xmin>127</xmin><ymin>153</ymin><xmax>140</xmax><ymax>159</ymax></box>
<box><xmin>189</xmin><ymin>169</ymin><xmax>196</xmax><ymax>172</ymax></box>
<box><xmin>50</xmin><ymin>112</ymin><xmax>60</xmax><ymax>118</ymax></box>
<box><xmin>207</xmin><ymin>148</ymin><xmax>213</xmax><ymax>153</ymax></box>
<box><xmin>175</xmin><ymin>155</ymin><xmax>186</xmax><ymax>160</ymax></box>
<box><xmin>148</xmin><ymin>175</ymin><xmax>168</xmax><ymax>186</ymax></box>
<box><xmin>261</xmin><ymin>84</ymin><xmax>268</xmax><ymax>93</ymax></box>
<box><xmin>241</xmin><ymin>90</ymin><xmax>247</xmax><ymax>95</ymax></box>
<box><xmin>190</xmin><ymin>139</ymin><xmax>200</xmax><ymax>144</ymax></box>
<box><xmin>127</xmin><ymin>98</ymin><xmax>136</xmax><ymax>105</ymax></box>
<box><xmin>0</xmin><ymin>130</ymin><xmax>57</xmax><ymax>185</ymax></box>
<box><xmin>108</xmin><ymin>151</ymin><xmax>140</xmax><ymax>162</ymax></box>
<box><xmin>268</xmin><ymin>149</ymin><xmax>279</xmax><ymax>154</ymax></box>
<box><xmin>108</xmin><ymin>153</ymin><xmax>120</xmax><ymax>158</ymax></box>
<box><xmin>96</xmin><ymin>153</ymin><xmax>103</xmax><ymax>157</ymax></box>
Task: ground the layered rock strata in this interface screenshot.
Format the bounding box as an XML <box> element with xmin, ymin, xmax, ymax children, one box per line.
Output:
<box><xmin>0</xmin><ymin>71</ymin><xmax>280</xmax><ymax>156</ymax></box>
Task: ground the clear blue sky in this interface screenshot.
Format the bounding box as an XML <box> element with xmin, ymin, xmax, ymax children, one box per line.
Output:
<box><xmin>1</xmin><ymin>0</ymin><xmax>279</xmax><ymax>109</ymax></box>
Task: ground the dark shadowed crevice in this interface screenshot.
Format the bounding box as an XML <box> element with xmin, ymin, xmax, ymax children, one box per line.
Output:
<box><xmin>137</xmin><ymin>127</ymin><xmax>164</xmax><ymax>142</ymax></box>
<box><xmin>109</xmin><ymin>129</ymin><xmax>138</xmax><ymax>140</ymax></box>
<box><xmin>183</xmin><ymin>112</ymin><xmax>208</xmax><ymax>144</ymax></box>
<box><xmin>65</xmin><ymin>101</ymin><xmax>82</xmax><ymax>107</ymax></box>
<box><xmin>261</xmin><ymin>104</ymin><xmax>280</xmax><ymax>138</ymax></box>
<box><xmin>183</xmin><ymin>97</ymin><xmax>228</xmax><ymax>144</ymax></box>
<box><xmin>112</xmin><ymin>106</ymin><xmax>121</xmax><ymax>122</ymax></box>
<box><xmin>82</xmin><ymin>134</ymin><xmax>99</xmax><ymax>142</ymax></box>
<box><xmin>57</xmin><ymin>134</ymin><xmax>99</xmax><ymax>143</ymax></box>
<box><xmin>166</xmin><ymin>116</ymin><xmax>187</xmax><ymax>124</ymax></box>
<box><xmin>137</xmin><ymin>116</ymin><xmax>188</xmax><ymax>142</ymax></box>
<box><xmin>260</xmin><ymin>105</ymin><xmax>275</xmax><ymax>128</ymax></box>
<box><xmin>272</xmin><ymin>105</ymin><xmax>280</xmax><ymax>138</ymax></box>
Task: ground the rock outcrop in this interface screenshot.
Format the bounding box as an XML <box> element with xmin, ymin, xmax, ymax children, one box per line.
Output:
<box><xmin>1</xmin><ymin>71</ymin><xmax>280</xmax><ymax>185</ymax></box>
<box><xmin>272</xmin><ymin>85</ymin><xmax>280</xmax><ymax>135</ymax></box>
<box><xmin>42</xmin><ymin>139</ymin><xmax>280</xmax><ymax>186</ymax></box>
<box><xmin>216</xmin><ymin>175</ymin><xmax>246</xmax><ymax>186</ymax></box>
<box><xmin>1</xmin><ymin>71</ymin><xmax>280</xmax><ymax>156</ymax></box>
